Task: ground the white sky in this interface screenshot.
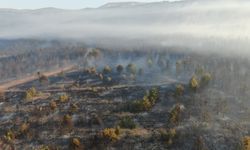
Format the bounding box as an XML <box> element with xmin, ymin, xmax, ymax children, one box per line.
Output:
<box><xmin>0</xmin><ymin>0</ymin><xmax>179</xmax><ymax>9</ymax></box>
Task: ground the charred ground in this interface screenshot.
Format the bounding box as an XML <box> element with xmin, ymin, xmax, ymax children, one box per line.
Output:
<box><xmin>0</xmin><ymin>44</ymin><xmax>250</xmax><ymax>150</ymax></box>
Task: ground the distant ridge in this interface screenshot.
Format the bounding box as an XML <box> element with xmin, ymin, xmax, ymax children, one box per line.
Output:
<box><xmin>0</xmin><ymin>1</ymin><xmax>188</xmax><ymax>11</ymax></box>
<box><xmin>99</xmin><ymin>2</ymin><xmax>144</xmax><ymax>8</ymax></box>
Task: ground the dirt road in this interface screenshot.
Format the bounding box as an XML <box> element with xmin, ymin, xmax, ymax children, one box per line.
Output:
<box><xmin>0</xmin><ymin>65</ymin><xmax>76</xmax><ymax>91</ymax></box>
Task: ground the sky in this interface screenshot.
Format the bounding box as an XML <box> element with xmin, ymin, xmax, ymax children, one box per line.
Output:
<box><xmin>0</xmin><ymin>0</ymin><xmax>178</xmax><ymax>9</ymax></box>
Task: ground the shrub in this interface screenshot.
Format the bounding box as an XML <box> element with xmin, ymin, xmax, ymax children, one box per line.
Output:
<box><xmin>141</xmin><ymin>96</ymin><xmax>152</xmax><ymax>111</ymax></box>
<box><xmin>39</xmin><ymin>145</ymin><xmax>50</xmax><ymax>150</ymax></box>
<box><xmin>102</xmin><ymin>128</ymin><xmax>119</xmax><ymax>141</ymax></box>
<box><xmin>169</xmin><ymin>104</ymin><xmax>181</xmax><ymax>125</ymax></box>
<box><xmin>175</xmin><ymin>84</ymin><xmax>184</xmax><ymax>96</ymax></box>
<box><xmin>147</xmin><ymin>88</ymin><xmax>159</xmax><ymax>105</ymax></box>
<box><xmin>189</xmin><ymin>76</ymin><xmax>199</xmax><ymax>91</ymax></box>
<box><xmin>63</xmin><ymin>114</ymin><xmax>73</xmax><ymax>127</ymax></box>
<box><xmin>115</xmin><ymin>126</ymin><xmax>121</xmax><ymax>135</ymax></box>
<box><xmin>70</xmin><ymin>138</ymin><xmax>83</xmax><ymax>149</ymax></box>
<box><xmin>59</xmin><ymin>94</ymin><xmax>69</xmax><ymax>103</ymax></box>
<box><xmin>4</xmin><ymin>130</ymin><xmax>15</xmax><ymax>141</ymax></box>
<box><xmin>195</xmin><ymin>66</ymin><xmax>204</xmax><ymax>76</ymax></box>
<box><xmin>70</xmin><ymin>103</ymin><xmax>79</xmax><ymax>112</ymax></box>
<box><xmin>126</xmin><ymin>88</ymin><xmax>159</xmax><ymax>113</ymax></box>
<box><xmin>127</xmin><ymin>98</ymin><xmax>150</xmax><ymax>113</ymax></box>
<box><xmin>160</xmin><ymin>128</ymin><xmax>177</xmax><ymax>145</ymax></box>
<box><xmin>85</xmin><ymin>67</ymin><xmax>97</xmax><ymax>75</ymax></box>
<box><xmin>50</xmin><ymin>101</ymin><xmax>57</xmax><ymax>111</ymax></box>
<box><xmin>103</xmin><ymin>65</ymin><xmax>112</xmax><ymax>74</ymax></box>
<box><xmin>200</xmin><ymin>73</ymin><xmax>212</xmax><ymax>87</ymax></box>
<box><xmin>116</xmin><ymin>65</ymin><xmax>124</xmax><ymax>74</ymax></box>
<box><xmin>89</xmin><ymin>48</ymin><xmax>101</xmax><ymax>58</ymax></box>
<box><xmin>242</xmin><ymin>136</ymin><xmax>250</xmax><ymax>150</ymax></box>
<box><xmin>89</xmin><ymin>113</ymin><xmax>103</xmax><ymax>126</ymax></box>
<box><xmin>126</xmin><ymin>63</ymin><xmax>137</xmax><ymax>75</ymax></box>
<box><xmin>20</xmin><ymin>123</ymin><xmax>30</xmax><ymax>134</ymax></box>
<box><xmin>25</xmin><ymin>87</ymin><xmax>39</xmax><ymax>100</ymax></box>
<box><xmin>98</xmin><ymin>73</ymin><xmax>104</xmax><ymax>80</ymax></box>
<box><xmin>119</xmin><ymin>117</ymin><xmax>136</xmax><ymax>129</ymax></box>
<box><xmin>90</xmin><ymin>67</ymin><xmax>97</xmax><ymax>74</ymax></box>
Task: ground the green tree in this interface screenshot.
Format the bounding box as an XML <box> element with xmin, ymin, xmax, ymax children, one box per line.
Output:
<box><xmin>103</xmin><ymin>65</ymin><xmax>112</xmax><ymax>74</ymax></box>
<box><xmin>116</xmin><ymin>65</ymin><xmax>123</xmax><ymax>74</ymax></box>
<box><xmin>126</xmin><ymin>63</ymin><xmax>137</xmax><ymax>75</ymax></box>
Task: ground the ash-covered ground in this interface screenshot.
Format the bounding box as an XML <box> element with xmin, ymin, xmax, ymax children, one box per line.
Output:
<box><xmin>0</xmin><ymin>49</ymin><xmax>250</xmax><ymax>150</ymax></box>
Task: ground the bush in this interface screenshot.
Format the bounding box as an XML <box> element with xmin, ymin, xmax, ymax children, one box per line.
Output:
<box><xmin>169</xmin><ymin>104</ymin><xmax>181</xmax><ymax>125</ymax></box>
<box><xmin>147</xmin><ymin>88</ymin><xmax>159</xmax><ymax>105</ymax></box>
<box><xmin>89</xmin><ymin>113</ymin><xmax>103</xmax><ymax>126</ymax></box>
<box><xmin>39</xmin><ymin>145</ymin><xmax>50</xmax><ymax>150</ymax></box>
<box><xmin>200</xmin><ymin>73</ymin><xmax>212</xmax><ymax>87</ymax></box>
<box><xmin>63</xmin><ymin>114</ymin><xmax>73</xmax><ymax>127</ymax></box>
<box><xmin>59</xmin><ymin>94</ymin><xmax>69</xmax><ymax>103</ymax></box>
<box><xmin>160</xmin><ymin>128</ymin><xmax>177</xmax><ymax>145</ymax></box>
<box><xmin>70</xmin><ymin>103</ymin><xmax>79</xmax><ymax>112</ymax></box>
<box><xmin>126</xmin><ymin>63</ymin><xmax>137</xmax><ymax>75</ymax></box>
<box><xmin>20</xmin><ymin>123</ymin><xmax>30</xmax><ymax>134</ymax></box>
<box><xmin>115</xmin><ymin>126</ymin><xmax>121</xmax><ymax>135</ymax></box>
<box><xmin>119</xmin><ymin>117</ymin><xmax>136</xmax><ymax>129</ymax></box>
<box><xmin>70</xmin><ymin>138</ymin><xmax>83</xmax><ymax>149</ymax></box>
<box><xmin>103</xmin><ymin>65</ymin><xmax>112</xmax><ymax>74</ymax></box>
<box><xmin>4</xmin><ymin>130</ymin><xmax>15</xmax><ymax>141</ymax></box>
<box><xmin>50</xmin><ymin>101</ymin><xmax>57</xmax><ymax>111</ymax></box>
<box><xmin>85</xmin><ymin>67</ymin><xmax>97</xmax><ymax>75</ymax></box>
<box><xmin>189</xmin><ymin>76</ymin><xmax>199</xmax><ymax>91</ymax></box>
<box><xmin>90</xmin><ymin>67</ymin><xmax>97</xmax><ymax>74</ymax></box>
<box><xmin>141</xmin><ymin>96</ymin><xmax>152</xmax><ymax>111</ymax></box>
<box><xmin>242</xmin><ymin>136</ymin><xmax>250</xmax><ymax>150</ymax></box>
<box><xmin>126</xmin><ymin>88</ymin><xmax>159</xmax><ymax>113</ymax></box>
<box><xmin>175</xmin><ymin>84</ymin><xmax>184</xmax><ymax>96</ymax></box>
<box><xmin>25</xmin><ymin>87</ymin><xmax>39</xmax><ymax>100</ymax></box>
<box><xmin>127</xmin><ymin>98</ymin><xmax>150</xmax><ymax>113</ymax></box>
<box><xmin>98</xmin><ymin>73</ymin><xmax>104</xmax><ymax>80</ymax></box>
<box><xmin>102</xmin><ymin>128</ymin><xmax>119</xmax><ymax>141</ymax></box>
<box><xmin>195</xmin><ymin>66</ymin><xmax>204</xmax><ymax>76</ymax></box>
<box><xmin>89</xmin><ymin>48</ymin><xmax>101</xmax><ymax>58</ymax></box>
<box><xmin>116</xmin><ymin>65</ymin><xmax>124</xmax><ymax>74</ymax></box>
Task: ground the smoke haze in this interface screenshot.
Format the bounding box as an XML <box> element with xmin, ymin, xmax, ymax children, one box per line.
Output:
<box><xmin>0</xmin><ymin>0</ymin><xmax>250</xmax><ymax>55</ymax></box>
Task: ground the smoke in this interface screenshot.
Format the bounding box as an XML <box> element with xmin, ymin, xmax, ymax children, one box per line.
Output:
<box><xmin>1</xmin><ymin>0</ymin><xmax>250</xmax><ymax>56</ymax></box>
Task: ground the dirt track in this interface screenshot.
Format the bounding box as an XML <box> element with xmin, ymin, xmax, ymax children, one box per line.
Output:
<box><xmin>0</xmin><ymin>65</ymin><xmax>76</xmax><ymax>91</ymax></box>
